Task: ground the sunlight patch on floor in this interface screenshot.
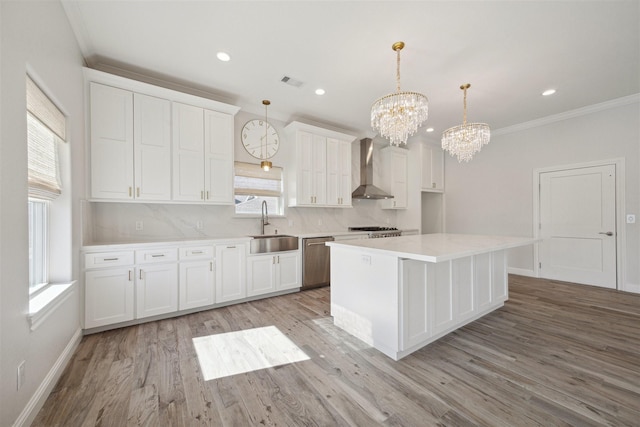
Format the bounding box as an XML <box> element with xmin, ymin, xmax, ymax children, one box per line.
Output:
<box><xmin>193</xmin><ymin>325</ymin><xmax>310</xmax><ymax>380</ymax></box>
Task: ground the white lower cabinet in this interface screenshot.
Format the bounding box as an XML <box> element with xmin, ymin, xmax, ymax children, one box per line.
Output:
<box><xmin>247</xmin><ymin>251</ymin><xmax>301</xmax><ymax>297</ymax></box>
<box><xmin>136</xmin><ymin>263</ymin><xmax>178</xmax><ymax>319</ymax></box>
<box><xmin>84</xmin><ymin>239</ymin><xmax>303</xmax><ymax>331</ymax></box>
<box><xmin>85</xmin><ymin>267</ymin><xmax>134</xmax><ymax>329</ymax></box>
<box><xmin>179</xmin><ymin>245</ymin><xmax>215</xmax><ymax>310</ymax></box>
<box><xmin>215</xmin><ymin>243</ymin><xmax>247</xmax><ymax>303</ymax></box>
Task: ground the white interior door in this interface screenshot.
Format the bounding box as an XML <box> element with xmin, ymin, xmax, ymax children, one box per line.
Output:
<box><xmin>539</xmin><ymin>165</ymin><xmax>616</xmax><ymax>288</ymax></box>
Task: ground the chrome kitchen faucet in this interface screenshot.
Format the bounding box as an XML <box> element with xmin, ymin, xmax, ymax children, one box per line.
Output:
<box><xmin>261</xmin><ymin>200</ymin><xmax>269</xmax><ymax>235</ymax></box>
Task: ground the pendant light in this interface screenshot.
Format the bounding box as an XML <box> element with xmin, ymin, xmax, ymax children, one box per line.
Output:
<box><xmin>260</xmin><ymin>100</ymin><xmax>272</xmax><ymax>171</ymax></box>
<box><xmin>441</xmin><ymin>83</ymin><xmax>490</xmax><ymax>162</ymax></box>
<box><xmin>371</xmin><ymin>41</ymin><xmax>429</xmax><ymax>146</ymax></box>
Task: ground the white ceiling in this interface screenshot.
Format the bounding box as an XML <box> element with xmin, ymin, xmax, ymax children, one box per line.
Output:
<box><xmin>62</xmin><ymin>1</ymin><xmax>639</xmax><ymax>140</ymax></box>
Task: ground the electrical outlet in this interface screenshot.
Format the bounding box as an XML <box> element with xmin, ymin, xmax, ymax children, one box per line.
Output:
<box><xmin>196</xmin><ymin>220</ymin><xmax>204</xmax><ymax>230</ymax></box>
<box><xmin>361</xmin><ymin>255</ymin><xmax>371</xmax><ymax>265</ymax></box>
<box><xmin>627</xmin><ymin>214</ymin><xmax>636</xmax><ymax>224</ymax></box>
<box><xmin>318</xmin><ymin>219</ymin><xmax>323</xmax><ymax>226</ymax></box>
<box><xmin>17</xmin><ymin>361</ymin><xmax>25</xmax><ymax>390</ymax></box>
<box><xmin>288</xmin><ymin>219</ymin><xmax>294</xmax><ymax>227</ymax></box>
<box><xmin>135</xmin><ymin>220</ymin><xmax>143</xmax><ymax>231</ymax></box>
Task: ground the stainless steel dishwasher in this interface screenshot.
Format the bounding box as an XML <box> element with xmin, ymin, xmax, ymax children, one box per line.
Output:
<box><xmin>301</xmin><ymin>236</ymin><xmax>335</xmax><ymax>289</ymax></box>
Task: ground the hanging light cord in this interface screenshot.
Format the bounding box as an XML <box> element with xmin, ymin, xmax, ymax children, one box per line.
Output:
<box><xmin>461</xmin><ymin>83</ymin><xmax>470</xmax><ymax>125</ymax></box>
<box><xmin>396</xmin><ymin>46</ymin><xmax>401</xmax><ymax>93</ymax></box>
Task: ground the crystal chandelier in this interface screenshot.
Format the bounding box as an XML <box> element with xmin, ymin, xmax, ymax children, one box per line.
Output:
<box><xmin>260</xmin><ymin>100</ymin><xmax>272</xmax><ymax>171</ymax></box>
<box><xmin>371</xmin><ymin>41</ymin><xmax>429</xmax><ymax>146</ymax></box>
<box><xmin>441</xmin><ymin>83</ymin><xmax>490</xmax><ymax>162</ymax></box>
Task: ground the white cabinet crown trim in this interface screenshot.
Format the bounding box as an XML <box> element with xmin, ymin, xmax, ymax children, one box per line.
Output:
<box><xmin>83</xmin><ymin>67</ymin><xmax>241</xmax><ymax>115</ymax></box>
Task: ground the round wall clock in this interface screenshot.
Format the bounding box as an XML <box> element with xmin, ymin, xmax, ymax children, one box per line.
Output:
<box><xmin>241</xmin><ymin>119</ymin><xmax>280</xmax><ymax>160</ymax></box>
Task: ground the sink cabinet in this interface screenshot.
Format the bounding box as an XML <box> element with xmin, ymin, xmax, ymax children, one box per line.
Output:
<box><xmin>247</xmin><ymin>250</ymin><xmax>301</xmax><ymax>297</ymax></box>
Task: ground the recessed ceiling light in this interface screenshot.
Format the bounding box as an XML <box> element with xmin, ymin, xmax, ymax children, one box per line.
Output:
<box><xmin>315</xmin><ymin>88</ymin><xmax>325</xmax><ymax>96</ymax></box>
<box><xmin>216</xmin><ymin>52</ymin><xmax>231</xmax><ymax>62</ymax></box>
<box><xmin>542</xmin><ymin>89</ymin><xmax>556</xmax><ymax>96</ymax></box>
<box><xmin>426</xmin><ymin>127</ymin><xmax>434</xmax><ymax>133</ymax></box>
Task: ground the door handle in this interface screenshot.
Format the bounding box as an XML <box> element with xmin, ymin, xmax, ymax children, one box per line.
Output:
<box><xmin>307</xmin><ymin>242</ymin><xmax>329</xmax><ymax>247</ymax></box>
<box><xmin>598</xmin><ymin>231</ymin><xmax>614</xmax><ymax>236</ymax></box>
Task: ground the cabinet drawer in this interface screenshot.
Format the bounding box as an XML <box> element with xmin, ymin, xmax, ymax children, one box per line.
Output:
<box><xmin>179</xmin><ymin>245</ymin><xmax>214</xmax><ymax>260</ymax></box>
<box><xmin>135</xmin><ymin>248</ymin><xmax>178</xmax><ymax>264</ymax></box>
<box><xmin>85</xmin><ymin>251</ymin><xmax>134</xmax><ymax>269</ymax></box>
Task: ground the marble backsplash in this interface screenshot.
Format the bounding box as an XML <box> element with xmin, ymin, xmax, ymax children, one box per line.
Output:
<box><xmin>82</xmin><ymin>199</ymin><xmax>396</xmax><ymax>245</ymax></box>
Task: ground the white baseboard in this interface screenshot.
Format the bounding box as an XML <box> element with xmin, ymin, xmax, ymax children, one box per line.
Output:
<box><xmin>12</xmin><ymin>327</ymin><xmax>82</xmax><ymax>427</ymax></box>
<box><xmin>622</xmin><ymin>282</ymin><xmax>640</xmax><ymax>294</ymax></box>
<box><xmin>507</xmin><ymin>267</ymin><xmax>536</xmax><ymax>278</ymax></box>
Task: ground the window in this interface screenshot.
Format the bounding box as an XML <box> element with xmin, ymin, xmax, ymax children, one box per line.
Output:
<box><xmin>234</xmin><ymin>162</ymin><xmax>284</xmax><ymax>215</ymax></box>
<box><xmin>27</xmin><ymin>75</ymin><xmax>65</xmax><ymax>289</ymax></box>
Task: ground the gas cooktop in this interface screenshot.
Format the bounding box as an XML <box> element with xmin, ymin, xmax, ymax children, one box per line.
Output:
<box><xmin>348</xmin><ymin>226</ymin><xmax>399</xmax><ymax>232</ymax></box>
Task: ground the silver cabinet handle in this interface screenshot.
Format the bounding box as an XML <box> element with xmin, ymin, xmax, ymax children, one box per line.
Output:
<box><xmin>103</xmin><ymin>257</ymin><xmax>119</xmax><ymax>261</ymax></box>
<box><xmin>151</xmin><ymin>254</ymin><xmax>165</xmax><ymax>258</ymax></box>
<box><xmin>128</xmin><ymin>270</ymin><xmax>132</xmax><ymax>281</ymax></box>
<box><xmin>191</xmin><ymin>250</ymin><xmax>203</xmax><ymax>254</ymax></box>
<box><xmin>307</xmin><ymin>242</ymin><xmax>328</xmax><ymax>247</ymax></box>
<box><xmin>599</xmin><ymin>231</ymin><xmax>614</xmax><ymax>236</ymax></box>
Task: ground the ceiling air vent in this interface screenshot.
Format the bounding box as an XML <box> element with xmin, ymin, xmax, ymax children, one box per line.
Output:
<box><xmin>280</xmin><ymin>76</ymin><xmax>304</xmax><ymax>88</ymax></box>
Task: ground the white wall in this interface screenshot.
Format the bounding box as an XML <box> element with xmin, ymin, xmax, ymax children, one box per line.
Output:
<box><xmin>85</xmin><ymin>110</ymin><xmax>397</xmax><ymax>244</ymax></box>
<box><xmin>0</xmin><ymin>2</ymin><xmax>85</xmax><ymax>426</ymax></box>
<box><xmin>444</xmin><ymin>100</ymin><xmax>639</xmax><ymax>288</ymax></box>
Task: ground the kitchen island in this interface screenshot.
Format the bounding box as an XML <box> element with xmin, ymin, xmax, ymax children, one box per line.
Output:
<box><xmin>326</xmin><ymin>233</ymin><xmax>536</xmax><ymax>360</ymax></box>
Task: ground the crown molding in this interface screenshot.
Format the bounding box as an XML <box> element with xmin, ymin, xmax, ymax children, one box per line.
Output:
<box><xmin>493</xmin><ymin>94</ymin><xmax>640</xmax><ymax>137</ymax></box>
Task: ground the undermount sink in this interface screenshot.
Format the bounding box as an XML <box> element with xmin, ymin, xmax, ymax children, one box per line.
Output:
<box><xmin>249</xmin><ymin>235</ymin><xmax>299</xmax><ymax>254</ymax></box>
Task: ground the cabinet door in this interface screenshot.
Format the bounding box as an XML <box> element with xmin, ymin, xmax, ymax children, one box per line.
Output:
<box><xmin>312</xmin><ymin>134</ymin><xmax>328</xmax><ymax>205</ymax></box>
<box><xmin>133</xmin><ymin>93</ymin><xmax>171</xmax><ymax>200</ymax></box>
<box><xmin>326</xmin><ymin>139</ymin><xmax>351</xmax><ymax>207</ymax></box>
<box><xmin>215</xmin><ymin>244</ymin><xmax>247</xmax><ymax>303</ymax></box>
<box><xmin>296</xmin><ymin>131</ymin><xmax>316</xmax><ymax>205</ymax></box>
<box><xmin>422</xmin><ymin>145</ymin><xmax>444</xmax><ymax>191</ymax></box>
<box><xmin>276</xmin><ymin>252</ymin><xmax>300</xmax><ymax>291</ymax></box>
<box><xmin>382</xmin><ymin>147</ymin><xmax>408</xmax><ymax>209</ymax></box>
<box><xmin>338</xmin><ymin>140</ymin><xmax>352</xmax><ymax>207</ymax></box>
<box><xmin>204</xmin><ymin>110</ymin><xmax>234</xmax><ymax>204</ymax></box>
<box><xmin>136</xmin><ymin>263</ymin><xmax>178</xmax><ymax>318</ymax></box>
<box><xmin>247</xmin><ymin>255</ymin><xmax>276</xmax><ymax>297</ymax></box>
<box><xmin>85</xmin><ymin>268</ymin><xmax>134</xmax><ymax>328</ymax></box>
<box><xmin>179</xmin><ymin>260</ymin><xmax>215</xmax><ymax>310</ymax></box>
<box><xmin>172</xmin><ymin>102</ymin><xmax>205</xmax><ymax>201</ymax></box>
<box><xmin>326</xmin><ymin>138</ymin><xmax>340</xmax><ymax>206</ymax></box>
<box><xmin>400</xmin><ymin>260</ymin><xmax>431</xmax><ymax>350</ymax></box>
<box><xmin>90</xmin><ymin>83</ymin><xmax>134</xmax><ymax>200</ymax></box>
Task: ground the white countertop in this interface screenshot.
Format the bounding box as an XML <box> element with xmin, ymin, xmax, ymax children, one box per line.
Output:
<box><xmin>326</xmin><ymin>233</ymin><xmax>538</xmax><ymax>262</ymax></box>
<box><xmin>82</xmin><ymin>229</ymin><xmax>420</xmax><ymax>250</ymax></box>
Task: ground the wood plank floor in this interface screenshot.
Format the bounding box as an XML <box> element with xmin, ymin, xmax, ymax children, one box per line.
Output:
<box><xmin>33</xmin><ymin>275</ymin><xmax>640</xmax><ymax>426</ymax></box>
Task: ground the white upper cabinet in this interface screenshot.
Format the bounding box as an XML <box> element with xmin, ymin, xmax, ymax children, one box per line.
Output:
<box><xmin>90</xmin><ymin>83</ymin><xmax>134</xmax><ymax>200</ymax></box>
<box><xmin>172</xmin><ymin>102</ymin><xmax>206</xmax><ymax>202</ymax></box>
<box><xmin>172</xmin><ymin>104</ymin><xmax>234</xmax><ymax>203</ymax></box>
<box><xmin>381</xmin><ymin>146</ymin><xmax>408</xmax><ymax>209</ymax></box>
<box><xmin>90</xmin><ymin>85</ymin><xmax>171</xmax><ymax>201</ymax></box>
<box><xmin>133</xmin><ymin>93</ymin><xmax>172</xmax><ymax>200</ymax></box>
<box><xmin>85</xmin><ymin>68</ymin><xmax>239</xmax><ymax>204</ymax></box>
<box><xmin>421</xmin><ymin>144</ymin><xmax>444</xmax><ymax>192</ymax></box>
<box><xmin>285</xmin><ymin>121</ymin><xmax>356</xmax><ymax>208</ymax></box>
<box><xmin>204</xmin><ymin>110</ymin><xmax>234</xmax><ymax>204</ymax></box>
<box><xmin>326</xmin><ymin>138</ymin><xmax>352</xmax><ymax>207</ymax></box>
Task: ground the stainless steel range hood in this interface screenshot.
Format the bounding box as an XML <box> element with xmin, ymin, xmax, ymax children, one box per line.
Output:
<box><xmin>352</xmin><ymin>138</ymin><xmax>393</xmax><ymax>200</ymax></box>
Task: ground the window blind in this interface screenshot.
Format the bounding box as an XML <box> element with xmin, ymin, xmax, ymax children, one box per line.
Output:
<box><xmin>27</xmin><ymin>76</ymin><xmax>65</xmax><ymax>199</ymax></box>
<box><xmin>26</xmin><ymin>76</ymin><xmax>66</xmax><ymax>141</ymax></box>
<box><xmin>234</xmin><ymin>162</ymin><xmax>283</xmax><ymax>197</ymax></box>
